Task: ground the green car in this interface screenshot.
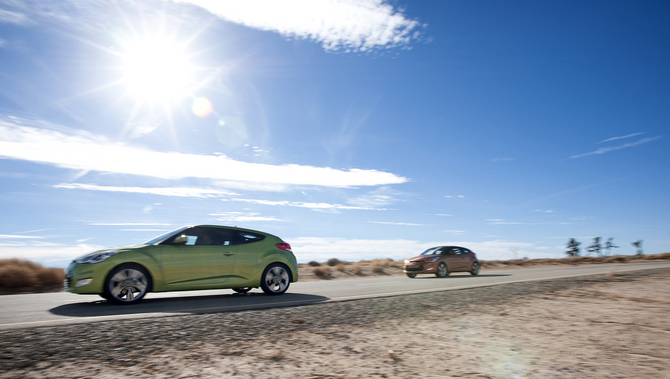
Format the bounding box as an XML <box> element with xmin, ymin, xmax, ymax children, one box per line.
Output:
<box><xmin>65</xmin><ymin>225</ymin><xmax>298</xmax><ymax>304</ymax></box>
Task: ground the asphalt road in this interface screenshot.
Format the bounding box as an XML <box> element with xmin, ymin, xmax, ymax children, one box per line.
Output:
<box><xmin>1</xmin><ymin>262</ymin><xmax>669</xmax><ymax>330</ymax></box>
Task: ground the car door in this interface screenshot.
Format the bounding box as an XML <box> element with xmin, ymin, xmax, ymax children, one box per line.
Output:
<box><xmin>228</xmin><ymin>230</ymin><xmax>267</xmax><ymax>284</ymax></box>
<box><xmin>159</xmin><ymin>226</ymin><xmax>238</xmax><ymax>288</ymax></box>
<box><xmin>445</xmin><ymin>247</ymin><xmax>467</xmax><ymax>271</ymax></box>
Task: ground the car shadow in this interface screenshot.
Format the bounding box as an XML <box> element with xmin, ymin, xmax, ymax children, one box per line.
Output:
<box><xmin>49</xmin><ymin>291</ymin><xmax>329</xmax><ymax>318</ymax></box>
<box><xmin>413</xmin><ymin>274</ymin><xmax>512</xmax><ymax>279</ymax></box>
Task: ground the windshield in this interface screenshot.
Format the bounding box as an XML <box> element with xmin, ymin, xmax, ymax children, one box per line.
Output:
<box><xmin>420</xmin><ymin>247</ymin><xmax>441</xmax><ymax>256</ymax></box>
<box><xmin>143</xmin><ymin>226</ymin><xmax>189</xmax><ymax>245</ymax></box>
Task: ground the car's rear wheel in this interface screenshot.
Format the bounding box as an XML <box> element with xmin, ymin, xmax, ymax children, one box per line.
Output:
<box><xmin>260</xmin><ymin>263</ymin><xmax>291</xmax><ymax>295</ymax></box>
<box><xmin>104</xmin><ymin>264</ymin><xmax>150</xmax><ymax>304</ymax></box>
<box><xmin>406</xmin><ymin>273</ymin><xmax>417</xmax><ymax>278</ymax></box>
<box><xmin>435</xmin><ymin>262</ymin><xmax>450</xmax><ymax>278</ymax></box>
<box><xmin>232</xmin><ymin>287</ymin><xmax>252</xmax><ymax>294</ymax></box>
<box><xmin>470</xmin><ymin>261</ymin><xmax>480</xmax><ymax>276</ymax></box>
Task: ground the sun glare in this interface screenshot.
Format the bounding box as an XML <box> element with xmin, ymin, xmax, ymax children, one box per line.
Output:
<box><xmin>123</xmin><ymin>36</ymin><xmax>194</xmax><ymax>104</ymax></box>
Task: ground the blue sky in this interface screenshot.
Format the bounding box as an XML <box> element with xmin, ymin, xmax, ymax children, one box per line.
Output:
<box><xmin>0</xmin><ymin>0</ymin><xmax>668</xmax><ymax>267</ymax></box>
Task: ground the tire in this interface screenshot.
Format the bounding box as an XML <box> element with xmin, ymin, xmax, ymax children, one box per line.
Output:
<box><xmin>470</xmin><ymin>261</ymin><xmax>480</xmax><ymax>276</ymax></box>
<box><xmin>232</xmin><ymin>287</ymin><xmax>252</xmax><ymax>294</ymax></box>
<box><xmin>260</xmin><ymin>263</ymin><xmax>291</xmax><ymax>295</ymax></box>
<box><xmin>104</xmin><ymin>264</ymin><xmax>151</xmax><ymax>304</ymax></box>
<box><xmin>435</xmin><ymin>262</ymin><xmax>450</xmax><ymax>278</ymax></box>
<box><xmin>406</xmin><ymin>273</ymin><xmax>417</xmax><ymax>278</ymax></box>
<box><xmin>99</xmin><ymin>293</ymin><xmax>111</xmax><ymax>300</ymax></box>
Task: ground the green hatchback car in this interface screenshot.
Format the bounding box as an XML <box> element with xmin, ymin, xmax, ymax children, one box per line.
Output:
<box><xmin>65</xmin><ymin>225</ymin><xmax>298</xmax><ymax>304</ymax></box>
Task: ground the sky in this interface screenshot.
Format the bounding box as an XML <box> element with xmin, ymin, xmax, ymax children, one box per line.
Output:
<box><xmin>0</xmin><ymin>0</ymin><xmax>668</xmax><ymax>267</ymax></box>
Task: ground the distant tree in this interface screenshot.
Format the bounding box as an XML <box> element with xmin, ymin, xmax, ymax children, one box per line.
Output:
<box><xmin>632</xmin><ymin>240</ymin><xmax>643</xmax><ymax>255</ymax></box>
<box><xmin>603</xmin><ymin>238</ymin><xmax>619</xmax><ymax>256</ymax></box>
<box><xmin>587</xmin><ymin>237</ymin><xmax>602</xmax><ymax>256</ymax></box>
<box><xmin>566</xmin><ymin>238</ymin><xmax>581</xmax><ymax>257</ymax></box>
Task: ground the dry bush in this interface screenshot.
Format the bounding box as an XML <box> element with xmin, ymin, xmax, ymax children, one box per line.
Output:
<box><xmin>642</xmin><ymin>252</ymin><xmax>670</xmax><ymax>261</ymax></box>
<box><xmin>352</xmin><ymin>264</ymin><xmax>363</xmax><ymax>275</ymax></box>
<box><xmin>37</xmin><ymin>267</ymin><xmax>65</xmax><ymax>286</ymax></box>
<box><xmin>0</xmin><ymin>265</ymin><xmax>38</xmax><ymax>288</ymax></box>
<box><xmin>313</xmin><ymin>267</ymin><xmax>331</xmax><ymax>278</ymax></box>
<box><xmin>308</xmin><ymin>260</ymin><xmax>321</xmax><ymax>267</ymax></box>
<box><xmin>371</xmin><ymin>260</ymin><xmax>386</xmax><ymax>273</ymax></box>
<box><xmin>327</xmin><ymin>258</ymin><xmax>341</xmax><ymax>267</ymax></box>
<box><xmin>603</xmin><ymin>255</ymin><xmax>630</xmax><ymax>263</ymax></box>
<box><xmin>335</xmin><ymin>263</ymin><xmax>346</xmax><ymax>272</ymax></box>
<box><xmin>0</xmin><ymin>259</ymin><xmax>64</xmax><ymax>289</ymax></box>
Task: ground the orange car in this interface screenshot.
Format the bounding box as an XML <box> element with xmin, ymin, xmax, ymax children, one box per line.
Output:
<box><xmin>403</xmin><ymin>246</ymin><xmax>480</xmax><ymax>278</ymax></box>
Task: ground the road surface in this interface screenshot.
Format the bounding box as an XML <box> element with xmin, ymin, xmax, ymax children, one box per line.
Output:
<box><xmin>1</xmin><ymin>262</ymin><xmax>669</xmax><ymax>330</ymax></box>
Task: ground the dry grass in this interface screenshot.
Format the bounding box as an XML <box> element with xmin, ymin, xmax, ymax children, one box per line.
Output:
<box><xmin>351</xmin><ymin>264</ymin><xmax>363</xmax><ymax>275</ymax></box>
<box><xmin>327</xmin><ymin>258</ymin><xmax>342</xmax><ymax>267</ymax></box>
<box><xmin>335</xmin><ymin>263</ymin><xmax>346</xmax><ymax>272</ymax></box>
<box><xmin>481</xmin><ymin>253</ymin><xmax>670</xmax><ymax>268</ymax></box>
<box><xmin>0</xmin><ymin>259</ymin><xmax>64</xmax><ymax>289</ymax></box>
<box><xmin>307</xmin><ymin>260</ymin><xmax>321</xmax><ymax>267</ymax></box>
<box><xmin>312</xmin><ymin>266</ymin><xmax>332</xmax><ymax>278</ymax></box>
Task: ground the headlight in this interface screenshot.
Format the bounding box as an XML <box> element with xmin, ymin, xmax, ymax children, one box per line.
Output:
<box><xmin>404</xmin><ymin>260</ymin><xmax>410</xmax><ymax>264</ymax></box>
<box><xmin>75</xmin><ymin>250</ymin><xmax>127</xmax><ymax>264</ymax></box>
<box><xmin>424</xmin><ymin>257</ymin><xmax>439</xmax><ymax>262</ymax></box>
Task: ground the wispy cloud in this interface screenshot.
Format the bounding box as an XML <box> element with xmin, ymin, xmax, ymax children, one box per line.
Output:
<box><xmin>0</xmin><ymin>118</ymin><xmax>408</xmax><ymax>187</ymax></box>
<box><xmin>487</xmin><ymin>219</ymin><xmax>568</xmax><ymax>226</ymax></box>
<box><xmin>55</xmin><ymin>183</ymin><xmax>238</xmax><ymax>198</ymax></box>
<box><xmin>368</xmin><ymin>221</ymin><xmax>421</xmax><ymax>226</ymax></box>
<box><xmin>177</xmin><ymin>0</ymin><xmax>422</xmax><ymax>52</ymax></box>
<box><xmin>224</xmin><ymin>198</ymin><xmax>382</xmax><ymax>211</ymax></box>
<box><xmin>0</xmin><ymin>8</ymin><xmax>29</xmax><ymax>25</ymax></box>
<box><xmin>598</xmin><ymin>132</ymin><xmax>646</xmax><ymax>144</ymax></box>
<box><xmin>492</xmin><ymin>157</ymin><xmax>514</xmax><ymax>162</ymax></box>
<box><xmin>87</xmin><ymin>222</ymin><xmax>172</xmax><ymax>226</ymax></box>
<box><xmin>347</xmin><ymin>186</ymin><xmax>400</xmax><ymax>208</ymax></box>
<box><xmin>570</xmin><ymin>136</ymin><xmax>662</xmax><ymax>159</ymax></box>
<box><xmin>210</xmin><ymin>212</ymin><xmax>284</xmax><ymax>223</ymax></box>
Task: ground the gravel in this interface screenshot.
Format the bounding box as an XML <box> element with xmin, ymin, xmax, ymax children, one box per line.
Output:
<box><xmin>1</xmin><ymin>267</ymin><xmax>668</xmax><ymax>375</ymax></box>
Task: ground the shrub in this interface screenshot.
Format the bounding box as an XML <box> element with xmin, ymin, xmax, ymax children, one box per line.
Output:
<box><xmin>308</xmin><ymin>260</ymin><xmax>321</xmax><ymax>267</ymax></box>
<box><xmin>313</xmin><ymin>267</ymin><xmax>331</xmax><ymax>278</ymax></box>
<box><xmin>0</xmin><ymin>259</ymin><xmax>65</xmax><ymax>289</ymax></box>
<box><xmin>327</xmin><ymin>258</ymin><xmax>341</xmax><ymax>267</ymax></box>
<box><xmin>352</xmin><ymin>264</ymin><xmax>363</xmax><ymax>275</ymax></box>
<box><xmin>335</xmin><ymin>263</ymin><xmax>346</xmax><ymax>272</ymax></box>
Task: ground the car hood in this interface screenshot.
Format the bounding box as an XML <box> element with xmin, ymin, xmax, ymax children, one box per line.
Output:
<box><xmin>72</xmin><ymin>244</ymin><xmax>147</xmax><ymax>261</ymax></box>
<box><xmin>407</xmin><ymin>254</ymin><xmax>439</xmax><ymax>261</ymax></box>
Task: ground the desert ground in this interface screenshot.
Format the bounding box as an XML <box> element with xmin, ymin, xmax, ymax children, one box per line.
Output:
<box><xmin>1</xmin><ymin>266</ymin><xmax>669</xmax><ymax>378</ymax></box>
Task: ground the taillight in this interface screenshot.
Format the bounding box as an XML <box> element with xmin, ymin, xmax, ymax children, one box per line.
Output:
<box><xmin>276</xmin><ymin>242</ymin><xmax>292</xmax><ymax>252</ymax></box>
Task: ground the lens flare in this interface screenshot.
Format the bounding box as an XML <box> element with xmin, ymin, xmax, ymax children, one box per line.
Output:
<box><xmin>192</xmin><ymin>97</ymin><xmax>213</xmax><ymax>117</ymax></box>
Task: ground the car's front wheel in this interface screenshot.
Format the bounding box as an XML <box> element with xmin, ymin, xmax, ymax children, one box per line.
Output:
<box><xmin>406</xmin><ymin>273</ymin><xmax>417</xmax><ymax>278</ymax></box>
<box><xmin>470</xmin><ymin>261</ymin><xmax>480</xmax><ymax>276</ymax></box>
<box><xmin>260</xmin><ymin>263</ymin><xmax>291</xmax><ymax>295</ymax></box>
<box><xmin>435</xmin><ymin>262</ymin><xmax>450</xmax><ymax>278</ymax></box>
<box><xmin>103</xmin><ymin>264</ymin><xmax>150</xmax><ymax>304</ymax></box>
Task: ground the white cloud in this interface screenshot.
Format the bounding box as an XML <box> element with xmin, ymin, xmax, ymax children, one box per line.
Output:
<box><xmin>598</xmin><ymin>132</ymin><xmax>645</xmax><ymax>144</ymax></box>
<box><xmin>213</xmin><ymin>180</ymin><xmax>290</xmax><ymax>192</ymax></box>
<box><xmin>570</xmin><ymin>136</ymin><xmax>662</xmax><ymax>159</ymax></box>
<box><xmin>55</xmin><ymin>183</ymin><xmax>238</xmax><ymax>198</ymax></box>
<box><xmin>289</xmin><ymin>237</ymin><xmax>562</xmax><ymax>262</ymax></box>
<box><xmin>0</xmin><ymin>118</ymin><xmax>408</xmax><ymax>187</ymax></box>
<box><xmin>0</xmin><ymin>234</ymin><xmax>43</xmax><ymax>239</ymax></box>
<box><xmin>368</xmin><ymin>221</ymin><xmax>421</xmax><ymax>226</ymax></box>
<box><xmin>177</xmin><ymin>0</ymin><xmax>421</xmax><ymax>52</ymax></box>
<box><xmin>210</xmin><ymin>212</ymin><xmax>284</xmax><ymax>223</ymax></box>
<box><xmin>225</xmin><ymin>198</ymin><xmax>382</xmax><ymax>211</ymax></box>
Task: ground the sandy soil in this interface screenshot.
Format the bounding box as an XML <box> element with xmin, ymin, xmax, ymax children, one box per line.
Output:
<box><xmin>2</xmin><ymin>268</ymin><xmax>669</xmax><ymax>378</ymax></box>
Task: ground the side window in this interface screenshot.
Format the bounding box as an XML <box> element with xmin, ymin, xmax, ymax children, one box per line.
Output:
<box><xmin>161</xmin><ymin>227</ymin><xmax>234</xmax><ymax>246</ymax></box>
<box><xmin>234</xmin><ymin>232</ymin><xmax>265</xmax><ymax>245</ymax></box>
<box><xmin>451</xmin><ymin>248</ymin><xmax>463</xmax><ymax>255</ymax></box>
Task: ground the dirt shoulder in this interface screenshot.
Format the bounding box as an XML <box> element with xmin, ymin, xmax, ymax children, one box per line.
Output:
<box><xmin>2</xmin><ymin>267</ymin><xmax>669</xmax><ymax>378</ymax></box>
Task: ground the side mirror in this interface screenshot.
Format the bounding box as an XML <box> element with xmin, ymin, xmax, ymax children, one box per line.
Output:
<box><xmin>173</xmin><ymin>235</ymin><xmax>188</xmax><ymax>245</ymax></box>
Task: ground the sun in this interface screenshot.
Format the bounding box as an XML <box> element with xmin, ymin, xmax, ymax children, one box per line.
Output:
<box><xmin>122</xmin><ymin>35</ymin><xmax>194</xmax><ymax>104</ymax></box>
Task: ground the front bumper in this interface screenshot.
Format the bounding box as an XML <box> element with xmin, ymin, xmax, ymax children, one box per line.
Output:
<box><xmin>403</xmin><ymin>261</ymin><xmax>436</xmax><ymax>274</ymax></box>
<box><xmin>64</xmin><ymin>261</ymin><xmax>108</xmax><ymax>294</ymax></box>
